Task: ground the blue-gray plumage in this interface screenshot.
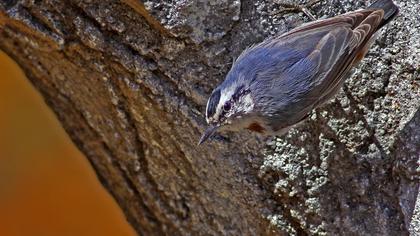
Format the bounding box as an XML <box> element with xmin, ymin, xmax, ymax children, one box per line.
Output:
<box><xmin>199</xmin><ymin>0</ymin><xmax>399</xmax><ymax>145</ymax></box>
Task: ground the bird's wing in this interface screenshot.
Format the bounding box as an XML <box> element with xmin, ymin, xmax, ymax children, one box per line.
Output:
<box><xmin>306</xmin><ymin>9</ymin><xmax>384</xmax><ymax>107</ymax></box>
<box><xmin>254</xmin><ymin>9</ymin><xmax>385</xmax><ymax>127</ymax></box>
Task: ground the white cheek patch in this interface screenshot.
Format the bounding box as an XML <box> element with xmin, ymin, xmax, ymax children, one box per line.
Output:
<box><xmin>230</xmin><ymin>92</ymin><xmax>254</xmax><ymax>118</ymax></box>
<box><xmin>241</xmin><ymin>93</ymin><xmax>254</xmax><ymax>113</ymax></box>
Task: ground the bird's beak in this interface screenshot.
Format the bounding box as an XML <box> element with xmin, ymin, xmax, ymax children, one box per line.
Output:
<box><xmin>198</xmin><ymin>125</ymin><xmax>219</xmax><ymax>145</ymax></box>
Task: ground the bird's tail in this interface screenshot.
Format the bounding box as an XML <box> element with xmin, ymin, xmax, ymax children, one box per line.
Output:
<box><xmin>368</xmin><ymin>0</ymin><xmax>399</xmax><ymax>29</ymax></box>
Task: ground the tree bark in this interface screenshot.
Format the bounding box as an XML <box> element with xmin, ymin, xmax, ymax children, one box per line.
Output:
<box><xmin>0</xmin><ymin>0</ymin><xmax>418</xmax><ymax>235</ymax></box>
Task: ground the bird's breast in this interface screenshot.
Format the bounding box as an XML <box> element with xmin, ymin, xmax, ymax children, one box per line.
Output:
<box><xmin>246</xmin><ymin>122</ymin><xmax>266</xmax><ymax>133</ymax></box>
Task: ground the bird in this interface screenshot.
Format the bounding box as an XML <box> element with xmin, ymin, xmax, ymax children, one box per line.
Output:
<box><xmin>198</xmin><ymin>0</ymin><xmax>399</xmax><ymax>145</ymax></box>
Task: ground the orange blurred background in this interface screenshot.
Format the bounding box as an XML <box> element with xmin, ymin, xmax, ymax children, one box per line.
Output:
<box><xmin>0</xmin><ymin>50</ymin><xmax>136</xmax><ymax>236</ymax></box>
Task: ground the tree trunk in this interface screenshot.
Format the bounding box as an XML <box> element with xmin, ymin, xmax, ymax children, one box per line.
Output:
<box><xmin>0</xmin><ymin>0</ymin><xmax>418</xmax><ymax>235</ymax></box>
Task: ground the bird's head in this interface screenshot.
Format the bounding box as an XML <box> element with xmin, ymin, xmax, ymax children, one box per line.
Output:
<box><xmin>198</xmin><ymin>44</ymin><xmax>276</xmax><ymax>145</ymax></box>
<box><xmin>198</xmin><ymin>79</ymin><xmax>255</xmax><ymax>145</ymax></box>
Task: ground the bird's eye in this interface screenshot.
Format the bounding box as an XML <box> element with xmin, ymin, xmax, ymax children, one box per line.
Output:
<box><xmin>223</xmin><ymin>102</ymin><xmax>231</xmax><ymax>112</ymax></box>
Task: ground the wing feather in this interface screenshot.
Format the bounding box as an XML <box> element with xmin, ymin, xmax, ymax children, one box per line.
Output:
<box><xmin>308</xmin><ymin>11</ymin><xmax>384</xmax><ymax>108</ymax></box>
<box><xmin>251</xmin><ymin>9</ymin><xmax>385</xmax><ymax>129</ymax></box>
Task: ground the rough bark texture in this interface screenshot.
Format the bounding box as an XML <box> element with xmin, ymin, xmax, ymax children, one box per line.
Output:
<box><xmin>0</xmin><ymin>0</ymin><xmax>418</xmax><ymax>235</ymax></box>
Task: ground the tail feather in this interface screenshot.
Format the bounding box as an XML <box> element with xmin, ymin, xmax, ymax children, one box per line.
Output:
<box><xmin>368</xmin><ymin>0</ymin><xmax>399</xmax><ymax>28</ymax></box>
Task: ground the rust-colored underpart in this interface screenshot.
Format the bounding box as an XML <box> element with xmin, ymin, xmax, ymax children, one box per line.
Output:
<box><xmin>247</xmin><ymin>122</ymin><xmax>265</xmax><ymax>133</ymax></box>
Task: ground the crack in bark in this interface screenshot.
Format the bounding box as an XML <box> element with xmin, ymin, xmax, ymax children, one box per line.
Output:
<box><xmin>68</xmin><ymin>1</ymin><xmax>204</xmax><ymax>127</ymax></box>
<box><xmin>343</xmin><ymin>84</ymin><xmax>387</xmax><ymax>156</ymax></box>
<box><xmin>106</xmin><ymin>72</ymin><xmax>187</xmax><ymax>234</ymax></box>
<box><xmin>121</xmin><ymin>0</ymin><xmax>172</xmax><ymax>37</ymax></box>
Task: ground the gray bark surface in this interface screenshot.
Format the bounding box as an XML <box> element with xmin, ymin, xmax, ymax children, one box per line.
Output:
<box><xmin>0</xmin><ymin>0</ymin><xmax>418</xmax><ymax>235</ymax></box>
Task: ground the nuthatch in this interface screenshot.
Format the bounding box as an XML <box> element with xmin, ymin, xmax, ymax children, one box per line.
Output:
<box><xmin>199</xmin><ymin>0</ymin><xmax>399</xmax><ymax>145</ymax></box>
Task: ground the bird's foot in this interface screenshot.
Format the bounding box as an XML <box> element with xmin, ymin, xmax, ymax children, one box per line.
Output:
<box><xmin>272</xmin><ymin>0</ymin><xmax>321</xmax><ymax>21</ymax></box>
